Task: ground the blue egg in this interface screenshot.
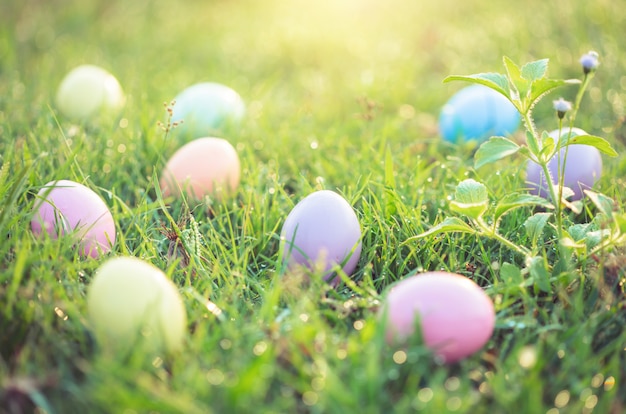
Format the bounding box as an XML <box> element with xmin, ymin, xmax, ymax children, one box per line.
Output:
<box><xmin>439</xmin><ymin>85</ymin><xmax>520</xmax><ymax>143</ymax></box>
<box><xmin>171</xmin><ymin>82</ymin><xmax>245</xmax><ymax>139</ymax></box>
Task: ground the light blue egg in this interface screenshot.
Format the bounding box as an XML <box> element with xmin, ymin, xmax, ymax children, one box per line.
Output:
<box><xmin>439</xmin><ymin>84</ymin><xmax>520</xmax><ymax>143</ymax></box>
<box><xmin>171</xmin><ymin>82</ymin><xmax>245</xmax><ymax>139</ymax></box>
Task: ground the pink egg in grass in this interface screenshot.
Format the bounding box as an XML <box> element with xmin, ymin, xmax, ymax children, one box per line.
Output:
<box><xmin>280</xmin><ymin>190</ymin><xmax>362</xmax><ymax>285</ymax></box>
<box><xmin>381</xmin><ymin>272</ymin><xmax>495</xmax><ymax>363</ymax></box>
<box><xmin>31</xmin><ymin>180</ymin><xmax>116</xmax><ymax>258</ymax></box>
<box><xmin>526</xmin><ymin>128</ymin><xmax>603</xmax><ymax>201</ymax></box>
<box><xmin>159</xmin><ymin>137</ymin><xmax>241</xmax><ymax>201</ymax></box>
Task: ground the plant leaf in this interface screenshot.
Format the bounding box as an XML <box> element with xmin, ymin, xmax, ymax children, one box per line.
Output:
<box><xmin>521</xmin><ymin>58</ymin><xmax>549</xmax><ymax>82</ymax></box>
<box><xmin>559</xmin><ymin>134</ymin><xmax>618</xmax><ymax>157</ymax></box>
<box><xmin>526</xmin><ymin>130</ymin><xmax>541</xmax><ymax>160</ymax></box>
<box><xmin>528</xmin><ymin>256</ymin><xmax>551</xmax><ymax>293</ymax></box>
<box><xmin>500</xmin><ymin>262</ymin><xmax>524</xmax><ymax>285</ymax></box>
<box><xmin>528</xmin><ymin>78</ymin><xmax>580</xmax><ymax>110</ymax></box>
<box><xmin>450</xmin><ymin>179</ymin><xmax>489</xmax><ymax>220</ymax></box>
<box><xmin>443</xmin><ymin>73</ymin><xmax>510</xmax><ymax>99</ymax></box>
<box><xmin>454</xmin><ymin>179</ymin><xmax>489</xmax><ymax>204</ymax></box>
<box><xmin>584</xmin><ymin>190</ymin><xmax>616</xmax><ymax>216</ymax></box>
<box><xmin>539</xmin><ymin>131</ymin><xmax>556</xmax><ymax>162</ymax></box>
<box><xmin>524</xmin><ymin>212</ymin><xmax>551</xmax><ymax>249</ymax></box>
<box><xmin>503</xmin><ymin>56</ymin><xmax>529</xmax><ymax>100</ymax></box>
<box><xmin>494</xmin><ymin>193</ymin><xmax>554</xmax><ymax>222</ymax></box>
<box><xmin>405</xmin><ymin>217</ymin><xmax>476</xmax><ymax>241</ymax></box>
<box><xmin>474</xmin><ymin>136</ymin><xmax>521</xmax><ymax>169</ymax></box>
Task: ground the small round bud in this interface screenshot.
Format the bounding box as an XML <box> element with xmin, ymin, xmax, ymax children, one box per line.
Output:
<box><xmin>553</xmin><ymin>97</ymin><xmax>572</xmax><ymax>119</ymax></box>
<box><xmin>580</xmin><ymin>51</ymin><xmax>599</xmax><ymax>74</ymax></box>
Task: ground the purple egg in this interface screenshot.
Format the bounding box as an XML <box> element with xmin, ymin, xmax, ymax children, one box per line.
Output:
<box><xmin>526</xmin><ymin>128</ymin><xmax>602</xmax><ymax>201</ymax></box>
<box><xmin>381</xmin><ymin>272</ymin><xmax>495</xmax><ymax>363</ymax></box>
<box><xmin>31</xmin><ymin>180</ymin><xmax>116</xmax><ymax>258</ymax></box>
<box><xmin>280</xmin><ymin>190</ymin><xmax>362</xmax><ymax>284</ymax></box>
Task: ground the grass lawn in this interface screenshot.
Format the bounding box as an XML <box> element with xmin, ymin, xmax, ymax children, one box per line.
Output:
<box><xmin>1</xmin><ymin>0</ymin><xmax>625</xmax><ymax>412</ymax></box>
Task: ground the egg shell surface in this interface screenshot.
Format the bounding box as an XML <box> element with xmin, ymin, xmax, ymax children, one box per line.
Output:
<box><xmin>31</xmin><ymin>180</ymin><xmax>116</xmax><ymax>258</ymax></box>
<box><xmin>56</xmin><ymin>64</ymin><xmax>124</xmax><ymax>121</ymax></box>
<box><xmin>280</xmin><ymin>190</ymin><xmax>362</xmax><ymax>284</ymax></box>
<box><xmin>171</xmin><ymin>82</ymin><xmax>245</xmax><ymax>139</ymax></box>
<box><xmin>160</xmin><ymin>137</ymin><xmax>241</xmax><ymax>200</ymax></box>
<box><xmin>439</xmin><ymin>84</ymin><xmax>520</xmax><ymax>143</ymax></box>
<box><xmin>526</xmin><ymin>128</ymin><xmax>602</xmax><ymax>200</ymax></box>
<box><xmin>87</xmin><ymin>256</ymin><xmax>187</xmax><ymax>353</ymax></box>
<box><xmin>381</xmin><ymin>272</ymin><xmax>495</xmax><ymax>363</ymax></box>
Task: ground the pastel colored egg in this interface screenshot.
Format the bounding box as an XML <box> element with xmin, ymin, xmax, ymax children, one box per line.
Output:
<box><xmin>31</xmin><ymin>180</ymin><xmax>116</xmax><ymax>258</ymax></box>
<box><xmin>87</xmin><ymin>256</ymin><xmax>187</xmax><ymax>353</ymax></box>
<box><xmin>526</xmin><ymin>128</ymin><xmax>602</xmax><ymax>201</ymax></box>
<box><xmin>171</xmin><ymin>82</ymin><xmax>245</xmax><ymax>139</ymax></box>
<box><xmin>160</xmin><ymin>137</ymin><xmax>241</xmax><ymax>200</ymax></box>
<box><xmin>280</xmin><ymin>190</ymin><xmax>362</xmax><ymax>284</ymax></box>
<box><xmin>56</xmin><ymin>64</ymin><xmax>125</xmax><ymax>121</ymax></box>
<box><xmin>439</xmin><ymin>84</ymin><xmax>520</xmax><ymax>143</ymax></box>
<box><xmin>381</xmin><ymin>272</ymin><xmax>495</xmax><ymax>363</ymax></box>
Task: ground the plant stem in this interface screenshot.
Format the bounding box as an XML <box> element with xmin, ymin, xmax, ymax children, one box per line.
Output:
<box><xmin>476</xmin><ymin>217</ymin><xmax>531</xmax><ymax>258</ymax></box>
<box><xmin>523</xmin><ymin>112</ymin><xmax>540</xmax><ymax>146</ymax></box>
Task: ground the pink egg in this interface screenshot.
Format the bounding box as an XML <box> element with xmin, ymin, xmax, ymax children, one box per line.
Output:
<box><xmin>526</xmin><ymin>128</ymin><xmax>602</xmax><ymax>201</ymax></box>
<box><xmin>381</xmin><ymin>272</ymin><xmax>495</xmax><ymax>363</ymax></box>
<box><xmin>160</xmin><ymin>137</ymin><xmax>241</xmax><ymax>200</ymax></box>
<box><xmin>31</xmin><ymin>180</ymin><xmax>116</xmax><ymax>258</ymax></box>
<box><xmin>280</xmin><ymin>190</ymin><xmax>362</xmax><ymax>284</ymax></box>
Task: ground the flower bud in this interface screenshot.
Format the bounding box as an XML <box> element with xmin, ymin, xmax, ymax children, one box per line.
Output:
<box><xmin>580</xmin><ymin>51</ymin><xmax>599</xmax><ymax>74</ymax></box>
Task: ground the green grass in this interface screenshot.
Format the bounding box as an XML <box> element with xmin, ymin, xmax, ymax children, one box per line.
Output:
<box><xmin>1</xmin><ymin>0</ymin><xmax>625</xmax><ymax>412</ymax></box>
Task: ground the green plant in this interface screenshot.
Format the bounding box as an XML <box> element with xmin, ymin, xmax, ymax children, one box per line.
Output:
<box><xmin>409</xmin><ymin>52</ymin><xmax>624</xmax><ymax>292</ymax></box>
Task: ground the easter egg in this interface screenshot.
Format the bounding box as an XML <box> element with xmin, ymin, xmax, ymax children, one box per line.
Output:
<box><xmin>160</xmin><ymin>137</ymin><xmax>241</xmax><ymax>200</ymax></box>
<box><xmin>439</xmin><ymin>84</ymin><xmax>520</xmax><ymax>143</ymax></box>
<box><xmin>171</xmin><ymin>82</ymin><xmax>245</xmax><ymax>139</ymax></box>
<box><xmin>87</xmin><ymin>256</ymin><xmax>187</xmax><ymax>353</ymax></box>
<box><xmin>526</xmin><ymin>128</ymin><xmax>602</xmax><ymax>201</ymax></box>
<box><xmin>280</xmin><ymin>190</ymin><xmax>362</xmax><ymax>284</ymax></box>
<box><xmin>31</xmin><ymin>180</ymin><xmax>116</xmax><ymax>258</ymax></box>
<box><xmin>381</xmin><ymin>272</ymin><xmax>495</xmax><ymax>363</ymax></box>
<box><xmin>56</xmin><ymin>64</ymin><xmax>125</xmax><ymax>121</ymax></box>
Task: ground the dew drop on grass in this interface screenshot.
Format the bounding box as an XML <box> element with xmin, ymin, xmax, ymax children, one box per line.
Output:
<box><xmin>591</xmin><ymin>373</ymin><xmax>604</xmax><ymax>388</ymax></box>
<box><xmin>302</xmin><ymin>391</ymin><xmax>318</xmax><ymax>406</ymax></box>
<box><xmin>417</xmin><ymin>388</ymin><xmax>433</xmax><ymax>403</ymax></box>
<box><xmin>392</xmin><ymin>350</ymin><xmax>407</xmax><ymax>364</ymax></box>
<box><xmin>206</xmin><ymin>369</ymin><xmax>225</xmax><ymax>385</ymax></box>
<box><xmin>446</xmin><ymin>397</ymin><xmax>462</xmax><ymax>411</ymax></box>
<box><xmin>444</xmin><ymin>376</ymin><xmax>460</xmax><ymax>391</ymax></box>
<box><xmin>603</xmin><ymin>376</ymin><xmax>615</xmax><ymax>391</ymax></box>
<box><xmin>253</xmin><ymin>341</ymin><xmax>267</xmax><ymax>356</ymax></box>
<box><xmin>554</xmin><ymin>390</ymin><xmax>570</xmax><ymax>408</ymax></box>
<box><xmin>54</xmin><ymin>306</ymin><xmax>68</xmax><ymax>321</ymax></box>
<box><xmin>518</xmin><ymin>346</ymin><xmax>537</xmax><ymax>369</ymax></box>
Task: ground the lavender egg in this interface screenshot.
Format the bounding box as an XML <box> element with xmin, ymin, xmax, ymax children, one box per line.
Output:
<box><xmin>171</xmin><ymin>82</ymin><xmax>245</xmax><ymax>139</ymax></box>
<box><xmin>381</xmin><ymin>272</ymin><xmax>495</xmax><ymax>363</ymax></box>
<box><xmin>439</xmin><ymin>84</ymin><xmax>520</xmax><ymax>143</ymax></box>
<box><xmin>31</xmin><ymin>180</ymin><xmax>116</xmax><ymax>258</ymax></box>
<box><xmin>526</xmin><ymin>128</ymin><xmax>602</xmax><ymax>200</ymax></box>
<box><xmin>280</xmin><ymin>190</ymin><xmax>362</xmax><ymax>284</ymax></box>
